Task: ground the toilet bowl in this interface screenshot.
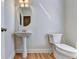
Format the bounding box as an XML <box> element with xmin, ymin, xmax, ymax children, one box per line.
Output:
<box><xmin>55</xmin><ymin>44</ymin><xmax>77</xmax><ymax>58</ymax></box>
<box><xmin>48</xmin><ymin>33</ymin><xmax>77</xmax><ymax>59</ymax></box>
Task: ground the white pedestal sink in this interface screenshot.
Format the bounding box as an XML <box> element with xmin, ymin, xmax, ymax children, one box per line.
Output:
<box><xmin>15</xmin><ymin>31</ymin><xmax>32</xmax><ymax>58</ymax></box>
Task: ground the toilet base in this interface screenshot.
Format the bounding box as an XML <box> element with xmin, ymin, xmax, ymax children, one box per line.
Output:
<box><xmin>54</xmin><ymin>50</ymin><xmax>72</xmax><ymax>59</ymax></box>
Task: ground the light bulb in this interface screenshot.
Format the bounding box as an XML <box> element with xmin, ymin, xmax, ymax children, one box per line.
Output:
<box><xmin>20</xmin><ymin>4</ymin><xmax>24</xmax><ymax>7</ymax></box>
<box><xmin>24</xmin><ymin>0</ymin><xmax>29</xmax><ymax>3</ymax></box>
<box><xmin>19</xmin><ymin>0</ymin><xmax>23</xmax><ymax>3</ymax></box>
<box><xmin>25</xmin><ymin>4</ymin><xmax>29</xmax><ymax>7</ymax></box>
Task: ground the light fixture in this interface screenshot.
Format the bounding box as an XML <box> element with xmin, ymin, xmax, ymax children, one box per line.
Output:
<box><xmin>19</xmin><ymin>0</ymin><xmax>30</xmax><ymax>7</ymax></box>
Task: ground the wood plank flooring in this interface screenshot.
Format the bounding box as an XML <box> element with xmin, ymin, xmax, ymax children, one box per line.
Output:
<box><xmin>14</xmin><ymin>53</ymin><xmax>56</xmax><ymax>59</ymax></box>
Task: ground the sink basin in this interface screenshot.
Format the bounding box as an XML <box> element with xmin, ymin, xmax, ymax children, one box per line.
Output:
<box><xmin>15</xmin><ymin>31</ymin><xmax>32</xmax><ymax>37</ymax></box>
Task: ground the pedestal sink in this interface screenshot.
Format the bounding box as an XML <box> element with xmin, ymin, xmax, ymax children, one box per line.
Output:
<box><xmin>15</xmin><ymin>31</ymin><xmax>32</xmax><ymax>58</ymax></box>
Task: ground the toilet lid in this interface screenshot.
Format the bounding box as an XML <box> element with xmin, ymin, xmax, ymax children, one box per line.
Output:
<box><xmin>55</xmin><ymin>44</ymin><xmax>77</xmax><ymax>53</ymax></box>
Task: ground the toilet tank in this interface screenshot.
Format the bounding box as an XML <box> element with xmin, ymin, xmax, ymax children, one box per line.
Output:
<box><xmin>52</xmin><ymin>33</ymin><xmax>63</xmax><ymax>44</ymax></box>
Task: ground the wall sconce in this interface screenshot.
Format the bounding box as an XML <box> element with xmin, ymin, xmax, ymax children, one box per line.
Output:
<box><xmin>19</xmin><ymin>0</ymin><xmax>30</xmax><ymax>7</ymax></box>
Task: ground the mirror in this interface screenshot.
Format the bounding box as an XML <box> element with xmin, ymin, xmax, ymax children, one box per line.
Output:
<box><xmin>23</xmin><ymin>16</ymin><xmax>31</xmax><ymax>26</ymax></box>
<box><xmin>19</xmin><ymin>7</ymin><xmax>31</xmax><ymax>27</ymax></box>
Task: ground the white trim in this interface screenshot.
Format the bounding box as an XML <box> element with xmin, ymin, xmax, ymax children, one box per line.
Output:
<box><xmin>16</xmin><ymin>49</ymin><xmax>23</xmax><ymax>53</ymax></box>
<box><xmin>16</xmin><ymin>48</ymin><xmax>51</xmax><ymax>53</ymax></box>
<box><xmin>9</xmin><ymin>51</ymin><xmax>15</xmax><ymax>59</ymax></box>
<box><xmin>28</xmin><ymin>49</ymin><xmax>51</xmax><ymax>53</ymax></box>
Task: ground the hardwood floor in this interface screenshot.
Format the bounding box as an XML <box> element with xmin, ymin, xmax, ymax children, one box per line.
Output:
<box><xmin>14</xmin><ymin>53</ymin><xmax>56</xmax><ymax>59</ymax></box>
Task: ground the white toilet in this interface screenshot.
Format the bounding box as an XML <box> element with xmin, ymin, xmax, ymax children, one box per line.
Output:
<box><xmin>48</xmin><ymin>33</ymin><xmax>77</xmax><ymax>59</ymax></box>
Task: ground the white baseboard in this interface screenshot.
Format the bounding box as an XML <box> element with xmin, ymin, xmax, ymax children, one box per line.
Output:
<box><xmin>16</xmin><ymin>49</ymin><xmax>23</xmax><ymax>53</ymax></box>
<box><xmin>9</xmin><ymin>51</ymin><xmax>15</xmax><ymax>59</ymax></box>
<box><xmin>28</xmin><ymin>49</ymin><xmax>51</xmax><ymax>53</ymax></box>
<box><xmin>16</xmin><ymin>48</ymin><xmax>51</xmax><ymax>53</ymax></box>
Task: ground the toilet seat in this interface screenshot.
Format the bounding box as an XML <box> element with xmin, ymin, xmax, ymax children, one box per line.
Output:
<box><xmin>55</xmin><ymin>44</ymin><xmax>77</xmax><ymax>53</ymax></box>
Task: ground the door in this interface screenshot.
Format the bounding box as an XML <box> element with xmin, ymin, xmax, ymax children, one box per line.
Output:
<box><xmin>1</xmin><ymin>0</ymin><xmax>6</xmax><ymax>59</ymax></box>
<box><xmin>1</xmin><ymin>0</ymin><xmax>15</xmax><ymax>59</ymax></box>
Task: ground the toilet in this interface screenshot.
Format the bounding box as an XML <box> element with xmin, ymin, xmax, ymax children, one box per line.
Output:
<box><xmin>48</xmin><ymin>33</ymin><xmax>77</xmax><ymax>59</ymax></box>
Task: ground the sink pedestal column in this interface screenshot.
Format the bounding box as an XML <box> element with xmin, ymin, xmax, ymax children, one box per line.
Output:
<box><xmin>23</xmin><ymin>36</ymin><xmax>27</xmax><ymax>58</ymax></box>
<box><xmin>15</xmin><ymin>32</ymin><xmax>32</xmax><ymax>58</ymax></box>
